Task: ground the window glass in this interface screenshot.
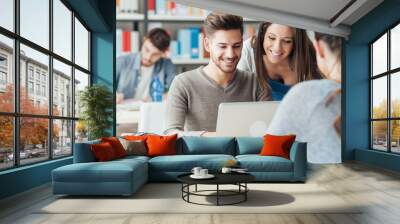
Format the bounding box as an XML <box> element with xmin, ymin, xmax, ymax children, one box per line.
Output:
<box><xmin>0</xmin><ymin>116</ymin><xmax>13</xmax><ymax>170</ymax></box>
<box><xmin>372</xmin><ymin>33</ymin><xmax>387</xmax><ymax>76</ymax></box>
<box><xmin>20</xmin><ymin>0</ymin><xmax>49</xmax><ymax>49</ymax></box>
<box><xmin>0</xmin><ymin>35</ymin><xmax>14</xmax><ymax>113</ymax></box>
<box><xmin>53</xmin><ymin>59</ymin><xmax>72</xmax><ymax>117</ymax></box>
<box><xmin>372</xmin><ymin>77</ymin><xmax>387</xmax><ymax>119</ymax></box>
<box><xmin>53</xmin><ymin>119</ymin><xmax>72</xmax><ymax>158</ymax></box>
<box><xmin>391</xmin><ymin>72</ymin><xmax>400</xmax><ymax>118</ymax></box>
<box><xmin>372</xmin><ymin>121</ymin><xmax>388</xmax><ymax>151</ymax></box>
<box><xmin>74</xmin><ymin>69</ymin><xmax>89</xmax><ymax>118</ymax></box>
<box><xmin>53</xmin><ymin>0</ymin><xmax>72</xmax><ymax>60</ymax></box>
<box><xmin>20</xmin><ymin>117</ymin><xmax>49</xmax><ymax>165</ymax></box>
<box><xmin>391</xmin><ymin>24</ymin><xmax>400</xmax><ymax>70</ymax></box>
<box><xmin>74</xmin><ymin>18</ymin><xmax>89</xmax><ymax>70</ymax></box>
<box><xmin>20</xmin><ymin>44</ymin><xmax>49</xmax><ymax>115</ymax></box>
<box><xmin>391</xmin><ymin>121</ymin><xmax>400</xmax><ymax>153</ymax></box>
<box><xmin>75</xmin><ymin>120</ymin><xmax>88</xmax><ymax>143</ymax></box>
<box><xmin>0</xmin><ymin>0</ymin><xmax>14</xmax><ymax>31</ymax></box>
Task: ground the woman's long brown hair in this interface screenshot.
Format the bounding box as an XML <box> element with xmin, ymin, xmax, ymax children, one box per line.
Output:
<box><xmin>252</xmin><ymin>22</ymin><xmax>322</xmax><ymax>98</ymax></box>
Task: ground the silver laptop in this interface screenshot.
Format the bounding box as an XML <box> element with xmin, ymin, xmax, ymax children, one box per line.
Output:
<box><xmin>216</xmin><ymin>101</ymin><xmax>280</xmax><ymax>137</ymax></box>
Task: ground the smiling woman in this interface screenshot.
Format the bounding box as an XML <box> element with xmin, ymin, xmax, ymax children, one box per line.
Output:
<box><xmin>237</xmin><ymin>22</ymin><xmax>322</xmax><ymax>100</ymax></box>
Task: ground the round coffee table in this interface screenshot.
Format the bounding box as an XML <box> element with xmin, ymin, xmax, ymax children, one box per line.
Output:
<box><xmin>177</xmin><ymin>173</ymin><xmax>255</xmax><ymax>206</ymax></box>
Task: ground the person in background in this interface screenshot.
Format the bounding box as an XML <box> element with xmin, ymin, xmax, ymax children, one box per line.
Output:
<box><xmin>164</xmin><ymin>12</ymin><xmax>267</xmax><ymax>137</ymax></box>
<box><xmin>237</xmin><ymin>22</ymin><xmax>321</xmax><ymax>100</ymax></box>
<box><xmin>116</xmin><ymin>28</ymin><xmax>176</xmax><ymax>105</ymax></box>
<box><xmin>267</xmin><ymin>31</ymin><xmax>342</xmax><ymax>164</ymax></box>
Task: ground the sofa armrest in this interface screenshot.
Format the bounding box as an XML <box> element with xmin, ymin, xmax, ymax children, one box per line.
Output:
<box><xmin>289</xmin><ymin>141</ymin><xmax>307</xmax><ymax>181</ymax></box>
<box><xmin>73</xmin><ymin>140</ymin><xmax>100</xmax><ymax>163</ymax></box>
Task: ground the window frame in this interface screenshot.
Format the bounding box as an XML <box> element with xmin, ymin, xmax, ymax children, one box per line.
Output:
<box><xmin>370</xmin><ymin>20</ymin><xmax>400</xmax><ymax>154</ymax></box>
<box><xmin>0</xmin><ymin>0</ymin><xmax>92</xmax><ymax>171</ymax></box>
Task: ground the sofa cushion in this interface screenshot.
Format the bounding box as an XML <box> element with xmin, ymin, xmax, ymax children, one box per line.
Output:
<box><xmin>91</xmin><ymin>142</ymin><xmax>118</xmax><ymax>161</ymax></box>
<box><xmin>148</xmin><ymin>154</ymin><xmax>235</xmax><ymax>172</ymax></box>
<box><xmin>101</xmin><ymin>137</ymin><xmax>127</xmax><ymax>158</ymax></box>
<box><xmin>53</xmin><ymin>158</ymin><xmax>147</xmax><ymax>183</ymax></box>
<box><xmin>236</xmin><ymin>155</ymin><xmax>293</xmax><ymax>172</ymax></box>
<box><xmin>236</xmin><ymin>137</ymin><xmax>263</xmax><ymax>155</ymax></box>
<box><xmin>260</xmin><ymin>134</ymin><xmax>296</xmax><ymax>159</ymax></box>
<box><xmin>177</xmin><ymin>137</ymin><xmax>236</xmax><ymax>155</ymax></box>
<box><xmin>120</xmin><ymin>139</ymin><xmax>147</xmax><ymax>156</ymax></box>
<box><xmin>147</xmin><ymin>134</ymin><xmax>178</xmax><ymax>157</ymax></box>
<box><xmin>74</xmin><ymin>140</ymin><xmax>100</xmax><ymax>163</ymax></box>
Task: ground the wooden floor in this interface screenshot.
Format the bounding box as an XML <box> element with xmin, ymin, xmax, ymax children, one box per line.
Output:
<box><xmin>1</xmin><ymin>162</ymin><xmax>400</xmax><ymax>224</ymax></box>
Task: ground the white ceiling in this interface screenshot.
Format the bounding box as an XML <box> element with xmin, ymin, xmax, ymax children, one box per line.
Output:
<box><xmin>226</xmin><ymin>0</ymin><xmax>352</xmax><ymax>23</ymax></box>
<box><xmin>175</xmin><ymin>0</ymin><xmax>384</xmax><ymax>38</ymax></box>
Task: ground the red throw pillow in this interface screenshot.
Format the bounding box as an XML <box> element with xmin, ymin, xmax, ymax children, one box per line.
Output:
<box><xmin>124</xmin><ymin>135</ymin><xmax>149</xmax><ymax>141</ymax></box>
<box><xmin>101</xmin><ymin>137</ymin><xmax>126</xmax><ymax>158</ymax></box>
<box><xmin>260</xmin><ymin>134</ymin><xmax>296</xmax><ymax>159</ymax></box>
<box><xmin>91</xmin><ymin>142</ymin><xmax>117</xmax><ymax>162</ymax></box>
<box><xmin>146</xmin><ymin>134</ymin><xmax>178</xmax><ymax>157</ymax></box>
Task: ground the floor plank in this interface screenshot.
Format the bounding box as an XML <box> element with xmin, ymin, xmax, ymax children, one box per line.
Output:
<box><xmin>1</xmin><ymin>162</ymin><xmax>400</xmax><ymax>224</ymax></box>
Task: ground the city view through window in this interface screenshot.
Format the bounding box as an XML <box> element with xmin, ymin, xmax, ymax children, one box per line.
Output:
<box><xmin>0</xmin><ymin>0</ymin><xmax>90</xmax><ymax>170</ymax></box>
<box><xmin>371</xmin><ymin>23</ymin><xmax>400</xmax><ymax>153</ymax></box>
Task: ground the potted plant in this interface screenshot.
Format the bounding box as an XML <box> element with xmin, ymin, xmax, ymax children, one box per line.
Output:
<box><xmin>79</xmin><ymin>84</ymin><xmax>113</xmax><ymax>140</ymax></box>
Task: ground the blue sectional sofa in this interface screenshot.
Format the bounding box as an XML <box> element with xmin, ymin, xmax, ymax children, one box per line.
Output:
<box><xmin>52</xmin><ymin>137</ymin><xmax>307</xmax><ymax>196</ymax></box>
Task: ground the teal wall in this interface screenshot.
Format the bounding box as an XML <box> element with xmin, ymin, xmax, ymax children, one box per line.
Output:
<box><xmin>0</xmin><ymin>158</ymin><xmax>72</xmax><ymax>199</ymax></box>
<box><xmin>345</xmin><ymin>0</ymin><xmax>400</xmax><ymax>171</ymax></box>
<box><xmin>0</xmin><ymin>0</ymin><xmax>115</xmax><ymax>200</ymax></box>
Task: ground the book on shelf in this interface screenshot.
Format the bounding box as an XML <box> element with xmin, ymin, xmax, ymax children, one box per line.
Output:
<box><xmin>117</xmin><ymin>29</ymin><xmax>140</xmax><ymax>57</ymax></box>
<box><xmin>148</xmin><ymin>0</ymin><xmax>156</xmax><ymax>15</ymax></box>
<box><xmin>116</xmin><ymin>0</ymin><xmax>139</xmax><ymax>13</ymax></box>
<box><xmin>148</xmin><ymin>0</ymin><xmax>210</xmax><ymax>17</ymax></box>
<box><xmin>170</xmin><ymin>27</ymin><xmax>209</xmax><ymax>60</ymax></box>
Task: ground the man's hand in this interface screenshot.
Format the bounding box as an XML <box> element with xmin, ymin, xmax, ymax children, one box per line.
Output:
<box><xmin>201</xmin><ymin>131</ymin><xmax>217</xmax><ymax>137</ymax></box>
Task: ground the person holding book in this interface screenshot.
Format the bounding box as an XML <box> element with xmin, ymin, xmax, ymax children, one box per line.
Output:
<box><xmin>237</xmin><ymin>22</ymin><xmax>321</xmax><ymax>100</ymax></box>
<box><xmin>267</xmin><ymin>31</ymin><xmax>342</xmax><ymax>163</ymax></box>
<box><xmin>116</xmin><ymin>28</ymin><xmax>176</xmax><ymax>105</ymax></box>
<box><xmin>164</xmin><ymin>12</ymin><xmax>267</xmax><ymax>137</ymax></box>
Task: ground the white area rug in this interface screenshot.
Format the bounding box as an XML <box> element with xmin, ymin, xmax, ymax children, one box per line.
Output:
<box><xmin>38</xmin><ymin>183</ymin><xmax>361</xmax><ymax>214</ymax></box>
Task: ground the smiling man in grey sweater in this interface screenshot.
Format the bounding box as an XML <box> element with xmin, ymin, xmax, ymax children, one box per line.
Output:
<box><xmin>164</xmin><ymin>13</ymin><xmax>268</xmax><ymax>136</ymax></box>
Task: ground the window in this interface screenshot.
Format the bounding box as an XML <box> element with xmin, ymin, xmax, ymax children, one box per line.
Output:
<box><xmin>0</xmin><ymin>54</ymin><xmax>7</xmax><ymax>87</ymax></box>
<box><xmin>35</xmin><ymin>70</ymin><xmax>40</xmax><ymax>81</ymax></box>
<box><xmin>35</xmin><ymin>83</ymin><xmax>40</xmax><ymax>95</ymax></box>
<box><xmin>28</xmin><ymin>67</ymin><xmax>34</xmax><ymax>80</ymax></box>
<box><xmin>75</xmin><ymin>17</ymin><xmax>89</xmax><ymax>70</ymax></box>
<box><xmin>0</xmin><ymin>35</ymin><xmax>13</xmax><ymax>113</ymax></box>
<box><xmin>0</xmin><ymin>0</ymin><xmax>91</xmax><ymax>170</ymax></box>
<box><xmin>28</xmin><ymin>81</ymin><xmax>34</xmax><ymax>94</ymax></box>
<box><xmin>371</xmin><ymin>23</ymin><xmax>400</xmax><ymax>154</ymax></box>
<box><xmin>42</xmin><ymin>85</ymin><xmax>46</xmax><ymax>97</ymax></box>
<box><xmin>0</xmin><ymin>0</ymin><xmax>14</xmax><ymax>32</ymax></box>
<box><xmin>0</xmin><ymin>71</ymin><xmax>6</xmax><ymax>85</ymax></box>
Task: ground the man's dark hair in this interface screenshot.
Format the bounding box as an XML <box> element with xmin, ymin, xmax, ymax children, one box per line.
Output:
<box><xmin>145</xmin><ymin>28</ymin><xmax>171</xmax><ymax>52</ymax></box>
<box><xmin>204</xmin><ymin>12</ymin><xmax>243</xmax><ymax>37</ymax></box>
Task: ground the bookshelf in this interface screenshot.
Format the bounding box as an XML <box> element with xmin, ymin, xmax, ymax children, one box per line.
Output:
<box><xmin>116</xmin><ymin>0</ymin><xmax>260</xmax><ymax>71</ymax></box>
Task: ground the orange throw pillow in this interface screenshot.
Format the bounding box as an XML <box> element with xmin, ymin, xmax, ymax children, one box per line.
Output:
<box><xmin>260</xmin><ymin>134</ymin><xmax>296</xmax><ymax>159</ymax></box>
<box><xmin>101</xmin><ymin>137</ymin><xmax>126</xmax><ymax>158</ymax></box>
<box><xmin>146</xmin><ymin>134</ymin><xmax>178</xmax><ymax>157</ymax></box>
<box><xmin>91</xmin><ymin>142</ymin><xmax>117</xmax><ymax>162</ymax></box>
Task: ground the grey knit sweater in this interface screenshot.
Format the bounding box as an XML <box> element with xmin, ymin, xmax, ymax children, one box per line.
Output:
<box><xmin>267</xmin><ymin>79</ymin><xmax>341</xmax><ymax>164</ymax></box>
<box><xmin>165</xmin><ymin>66</ymin><xmax>266</xmax><ymax>135</ymax></box>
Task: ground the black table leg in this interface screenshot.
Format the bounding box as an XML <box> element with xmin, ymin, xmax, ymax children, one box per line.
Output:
<box><xmin>217</xmin><ymin>184</ymin><xmax>219</xmax><ymax>206</ymax></box>
<box><xmin>245</xmin><ymin>183</ymin><xmax>247</xmax><ymax>201</ymax></box>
